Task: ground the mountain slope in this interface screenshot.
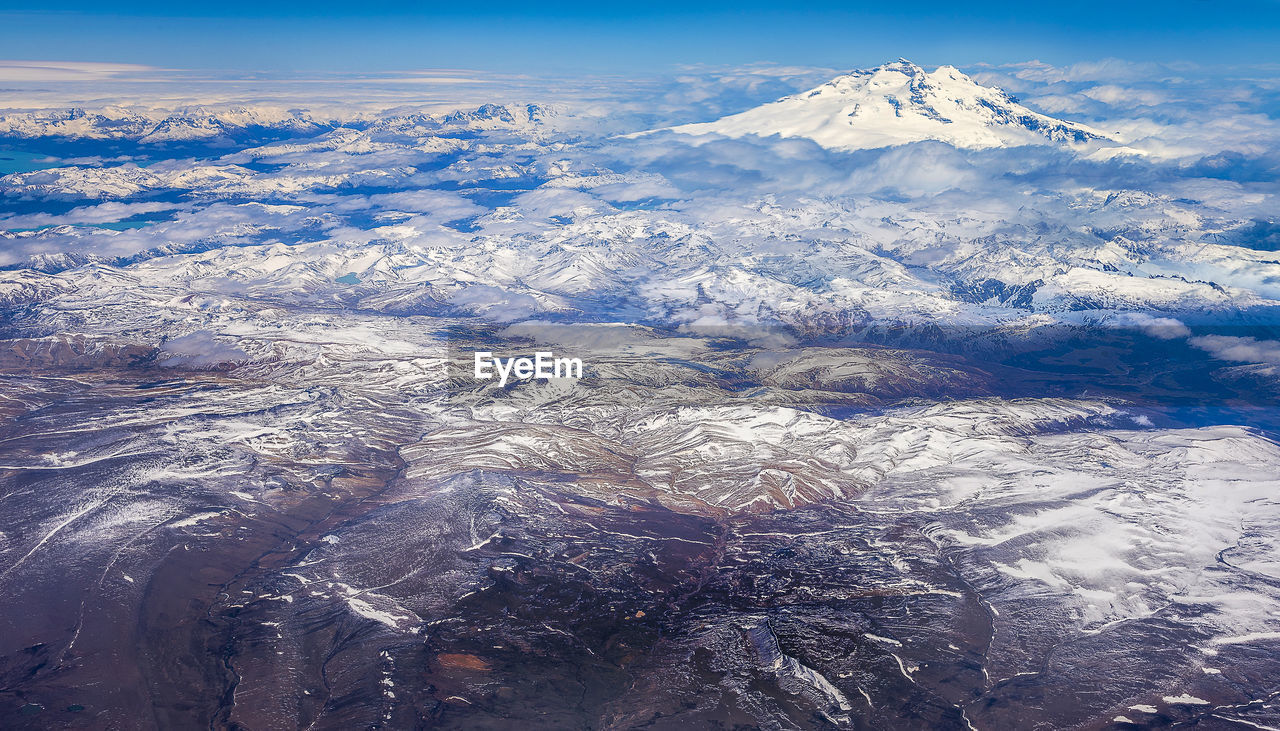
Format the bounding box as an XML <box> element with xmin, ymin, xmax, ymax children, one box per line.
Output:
<box><xmin>670</xmin><ymin>59</ymin><xmax>1113</xmax><ymax>150</ymax></box>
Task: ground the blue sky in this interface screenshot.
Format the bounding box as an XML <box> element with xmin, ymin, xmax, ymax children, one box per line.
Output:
<box><xmin>1</xmin><ymin>1</ymin><xmax>1279</xmax><ymax>73</ymax></box>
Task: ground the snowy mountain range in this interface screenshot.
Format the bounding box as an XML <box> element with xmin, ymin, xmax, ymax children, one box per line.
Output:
<box><xmin>0</xmin><ymin>61</ymin><xmax>1120</xmax><ymax>153</ymax></box>
<box><xmin>0</xmin><ymin>103</ymin><xmax>559</xmax><ymax>143</ymax></box>
<box><xmin>669</xmin><ymin>59</ymin><xmax>1115</xmax><ymax>150</ymax></box>
<box><xmin>3</xmin><ymin>59</ymin><xmax>1280</xmax><ymax>730</ymax></box>
<box><xmin>0</xmin><ymin>106</ymin><xmax>328</xmax><ymax>143</ymax></box>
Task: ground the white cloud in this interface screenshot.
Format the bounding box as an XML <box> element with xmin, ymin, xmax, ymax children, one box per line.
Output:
<box><xmin>847</xmin><ymin>143</ymin><xmax>976</xmax><ymax>196</ymax></box>
<box><xmin>1080</xmin><ymin>85</ymin><xmax>1169</xmax><ymax>106</ymax></box>
<box><xmin>0</xmin><ymin>60</ymin><xmax>157</xmax><ymax>82</ymax></box>
<box><xmin>1190</xmin><ymin>335</ymin><xmax>1280</xmax><ymax>365</ymax></box>
<box><xmin>0</xmin><ymin>201</ymin><xmax>182</xmax><ymax>230</ymax></box>
<box><xmin>159</xmin><ymin>331</ymin><xmax>249</xmax><ymax>367</ymax></box>
<box><xmin>1000</xmin><ymin>59</ymin><xmax>1169</xmax><ymax>84</ymax></box>
<box><xmin>1109</xmin><ymin>313</ymin><xmax>1191</xmax><ymax>340</ymax></box>
<box><xmin>1022</xmin><ymin>94</ymin><xmax>1089</xmax><ymax>115</ymax></box>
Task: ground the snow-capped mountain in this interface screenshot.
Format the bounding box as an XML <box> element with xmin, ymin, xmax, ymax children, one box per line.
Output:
<box><xmin>669</xmin><ymin>59</ymin><xmax>1113</xmax><ymax>150</ymax></box>
<box><xmin>0</xmin><ymin>106</ymin><xmax>327</xmax><ymax>143</ymax></box>
<box><xmin>0</xmin><ymin>107</ymin><xmax>154</xmax><ymax>139</ymax></box>
<box><xmin>137</xmin><ymin>106</ymin><xmax>327</xmax><ymax>143</ymax></box>
<box><xmin>439</xmin><ymin>103</ymin><xmax>557</xmax><ymax>129</ymax></box>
